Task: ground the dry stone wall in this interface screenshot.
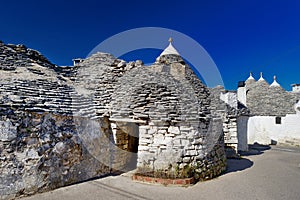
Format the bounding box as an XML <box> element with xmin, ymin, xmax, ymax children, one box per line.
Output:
<box><xmin>109</xmin><ymin>55</ymin><xmax>226</xmax><ymax>180</ymax></box>
<box><xmin>73</xmin><ymin>53</ymin><xmax>139</xmax><ymax>117</ymax></box>
<box><xmin>0</xmin><ymin>108</ymin><xmax>112</xmax><ymax>199</ymax></box>
<box><xmin>0</xmin><ymin>41</ymin><xmax>227</xmax><ymax>198</ymax></box>
<box><xmin>0</xmin><ymin>41</ymin><xmax>54</xmax><ymax>70</ymax></box>
<box><xmin>0</xmin><ymin>43</ymin><xmax>118</xmax><ymax>199</ymax></box>
<box><xmin>136</xmin><ymin>119</ymin><xmax>226</xmax><ymax>181</ymax></box>
<box><xmin>209</xmin><ymin>86</ymin><xmax>250</xmax><ymax>152</ymax></box>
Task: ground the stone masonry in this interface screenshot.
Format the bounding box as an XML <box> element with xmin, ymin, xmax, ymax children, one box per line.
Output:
<box><xmin>245</xmin><ymin>75</ymin><xmax>300</xmax><ymax>116</ymax></box>
<box><xmin>0</xmin><ymin>40</ymin><xmax>227</xmax><ymax>199</ymax></box>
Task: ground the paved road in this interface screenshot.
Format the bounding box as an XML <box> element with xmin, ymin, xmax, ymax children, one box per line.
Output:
<box><xmin>22</xmin><ymin>146</ymin><xmax>300</xmax><ymax>200</ymax></box>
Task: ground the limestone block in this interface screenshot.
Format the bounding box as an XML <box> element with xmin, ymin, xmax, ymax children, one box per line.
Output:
<box><xmin>192</xmin><ymin>138</ymin><xmax>203</xmax><ymax>145</ymax></box>
<box><xmin>157</xmin><ymin>129</ymin><xmax>167</xmax><ymax>134</ymax></box>
<box><xmin>168</xmin><ymin>126</ymin><xmax>180</xmax><ymax>135</ymax></box>
<box><xmin>183</xmin><ymin>157</ymin><xmax>191</xmax><ymax>163</ymax></box>
<box><xmin>229</xmin><ymin>127</ymin><xmax>237</xmax><ymax>132</ymax></box>
<box><xmin>172</xmin><ymin>139</ymin><xmax>181</xmax><ymax>146</ymax></box>
<box><xmin>148</xmin><ymin>127</ymin><xmax>157</xmax><ymax>135</ymax></box>
<box><xmin>0</xmin><ymin>120</ymin><xmax>17</xmax><ymax>142</ymax></box>
<box><xmin>137</xmin><ymin>151</ymin><xmax>155</xmax><ymax>163</ymax></box>
<box><xmin>165</xmin><ymin>133</ymin><xmax>175</xmax><ymax>137</ymax></box>
<box><xmin>139</xmin><ymin>125</ymin><xmax>149</xmax><ymax>133</ymax></box>
<box><xmin>117</xmin><ymin>61</ymin><xmax>126</xmax><ymax>68</ymax></box>
<box><xmin>181</xmin><ymin>139</ymin><xmax>190</xmax><ymax>147</ymax></box>
<box><xmin>159</xmin><ymin>145</ymin><xmax>167</xmax><ymax>149</ymax></box>
<box><xmin>53</xmin><ymin>142</ymin><xmax>67</xmax><ymax>155</ymax></box>
<box><xmin>180</xmin><ymin>126</ymin><xmax>192</xmax><ymax>131</ymax></box>
<box><xmin>195</xmin><ymin>153</ymin><xmax>205</xmax><ymax>160</ymax></box>
<box><xmin>153</xmin><ymin>134</ymin><xmax>164</xmax><ymax>145</ymax></box>
<box><xmin>138</xmin><ymin>145</ymin><xmax>150</xmax><ymax>151</ymax></box>
<box><xmin>185</xmin><ymin>150</ymin><xmax>197</xmax><ymax>156</ymax></box>
<box><xmin>160</xmin><ymin>136</ymin><xmax>173</xmax><ymax>146</ymax></box>
<box><xmin>26</xmin><ymin>149</ymin><xmax>39</xmax><ymax>160</ymax></box>
<box><xmin>139</xmin><ymin>137</ymin><xmax>152</xmax><ymax>145</ymax></box>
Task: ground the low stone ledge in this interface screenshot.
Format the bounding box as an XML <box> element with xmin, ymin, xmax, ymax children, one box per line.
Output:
<box><xmin>132</xmin><ymin>174</ymin><xmax>195</xmax><ymax>186</ymax></box>
<box><xmin>109</xmin><ymin>118</ymin><xmax>147</xmax><ymax>124</ymax></box>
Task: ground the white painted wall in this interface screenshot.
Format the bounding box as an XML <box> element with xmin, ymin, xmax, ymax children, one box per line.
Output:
<box><xmin>292</xmin><ymin>85</ymin><xmax>300</xmax><ymax>93</ymax></box>
<box><xmin>247</xmin><ymin>114</ymin><xmax>300</xmax><ymax>145</ymax></box>
<box><xmin>237</xmin><ymin>87</ymin><xmax>246</xmax><ymax>106</ymax></box>
<box><xmin>220</xmin><ymin>92</ymin><xmax>237</xmax><ymax>109</ymax></box>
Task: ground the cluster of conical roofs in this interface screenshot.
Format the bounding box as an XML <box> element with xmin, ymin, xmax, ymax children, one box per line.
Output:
<box><xmin>246</xmin><ymin>72</ymin><xmax>282</xmax><ymax>88</ymax></box>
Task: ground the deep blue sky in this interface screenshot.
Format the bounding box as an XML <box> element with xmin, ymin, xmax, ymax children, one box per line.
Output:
<box><xmin>0</xmin><ymin>0</ymin><xmax>299</xmax><ymax>90</ymax></box>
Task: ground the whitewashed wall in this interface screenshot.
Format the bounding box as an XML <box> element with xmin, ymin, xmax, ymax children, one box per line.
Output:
<box><xmin>220</xmin><ymin>92</ymin><xmax>237</xmax><ymax>109</ymax></box>
<box><xmin>247</xmin><ymin>114</ymin><xmax>300</xmax><ymax>145</ymax></box>
<box><xmin>237</xmin><ymin>87</ymin><xmax>247</xmax><ymax>106</ymax></box>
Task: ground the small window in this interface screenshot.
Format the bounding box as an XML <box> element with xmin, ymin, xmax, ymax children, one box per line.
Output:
<box><xmin>275</xmin><ymin>117</ymin><xmax>281</xmax><ymax>124</ymax></box>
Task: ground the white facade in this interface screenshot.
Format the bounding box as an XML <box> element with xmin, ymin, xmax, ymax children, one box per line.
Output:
<box><xmin>220</xmin><ymin>92</ymin><xmax>238</xmax><ymax>109</ymax></box>
<box><xmin>247</xmin><ymin>114</ymin><xmax>300</xmax><ymax>145</ymax></box>
<box><xmin>237</xmin><ymin>87</ymin><xmax>247</xmax><ymax>106</ymax></box>
<box><xmin>292</xmin><ymin>84</ymin><xmax>300</xmax><ymax>93</ymax></box>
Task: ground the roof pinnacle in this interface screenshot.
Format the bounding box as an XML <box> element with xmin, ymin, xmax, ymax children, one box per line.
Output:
<box><xmin>258</xmin><ymin>72</ymin><xmax>265</xmax><ymax>81</ymax></box>
<box><xmin>246</xmin><ymin>71</ymin><xmax>255</xmax><ymax>82</ymax></box>
<box><xmin>159</xmin><ymin>37</ymin><xmax>180</xmax><ymax>56</ymax></box>
<box><xmin>270</xmin><ymin>75</ymin><xmax>281</xmax><ymax>87</ymax></box>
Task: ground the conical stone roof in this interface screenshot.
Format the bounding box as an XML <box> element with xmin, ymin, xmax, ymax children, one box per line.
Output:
<box><xmin>245</xmin><ymin>72</ymin><xmax>256</xmax><ymax>86</ymax></box>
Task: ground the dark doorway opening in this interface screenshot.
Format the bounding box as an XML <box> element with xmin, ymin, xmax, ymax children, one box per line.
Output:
<box><xmin>112</xmin><ymin>122</ymin><xmax>139</xmax><ymax>172</ymax></box>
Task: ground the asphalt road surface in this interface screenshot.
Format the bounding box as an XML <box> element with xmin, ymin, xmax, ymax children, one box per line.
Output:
<box><xmin>22</xmin><ymin>145</ymin><xmax>300</xmax><ymax>200</ymax></box>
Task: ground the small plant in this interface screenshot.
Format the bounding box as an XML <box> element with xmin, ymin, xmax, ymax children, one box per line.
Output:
<box><xmin>25</xmin><ymin>128</ymin><xmax>31</xmax><ymax>133</ymax></box>
<box><xmin>180</xmin><ymin>164</ymin><xmax>195</xmax><ymax>178</ymax></box>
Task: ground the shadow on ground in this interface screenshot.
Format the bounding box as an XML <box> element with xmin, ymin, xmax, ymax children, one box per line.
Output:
<box><xmin>239</xmin><ymin>143</ymin><xmax>271</xmax><ymax>156</ymax></box>
<box><xmin>225</xmin><ymin>143</ymin><xmax>271</xmax><ymax>174</ymax></box>
<box><xmin>225</xmin><ymin>158</ymin><xmax>253</xmax><ymax>174</ymax></box>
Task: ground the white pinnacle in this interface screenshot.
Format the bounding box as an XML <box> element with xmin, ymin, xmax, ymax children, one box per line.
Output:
<box><xmin>246</xmin><ymin>72</ymin><xmax>255</xmax><ymax>81</ymax></box>
<box><xmin>160</xmin><ymin>37</ymin><xmax>180</xmax><ymax>56</ymax></box>
<box><xmin>270</xmin><ymin>75</ymin><xmax>281</xmax><ymax>87</ymax></box>
<box><xmin>258</xmin><ymin>72</ymin><xmax>265</xmax><ymax>81</ymax></box>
